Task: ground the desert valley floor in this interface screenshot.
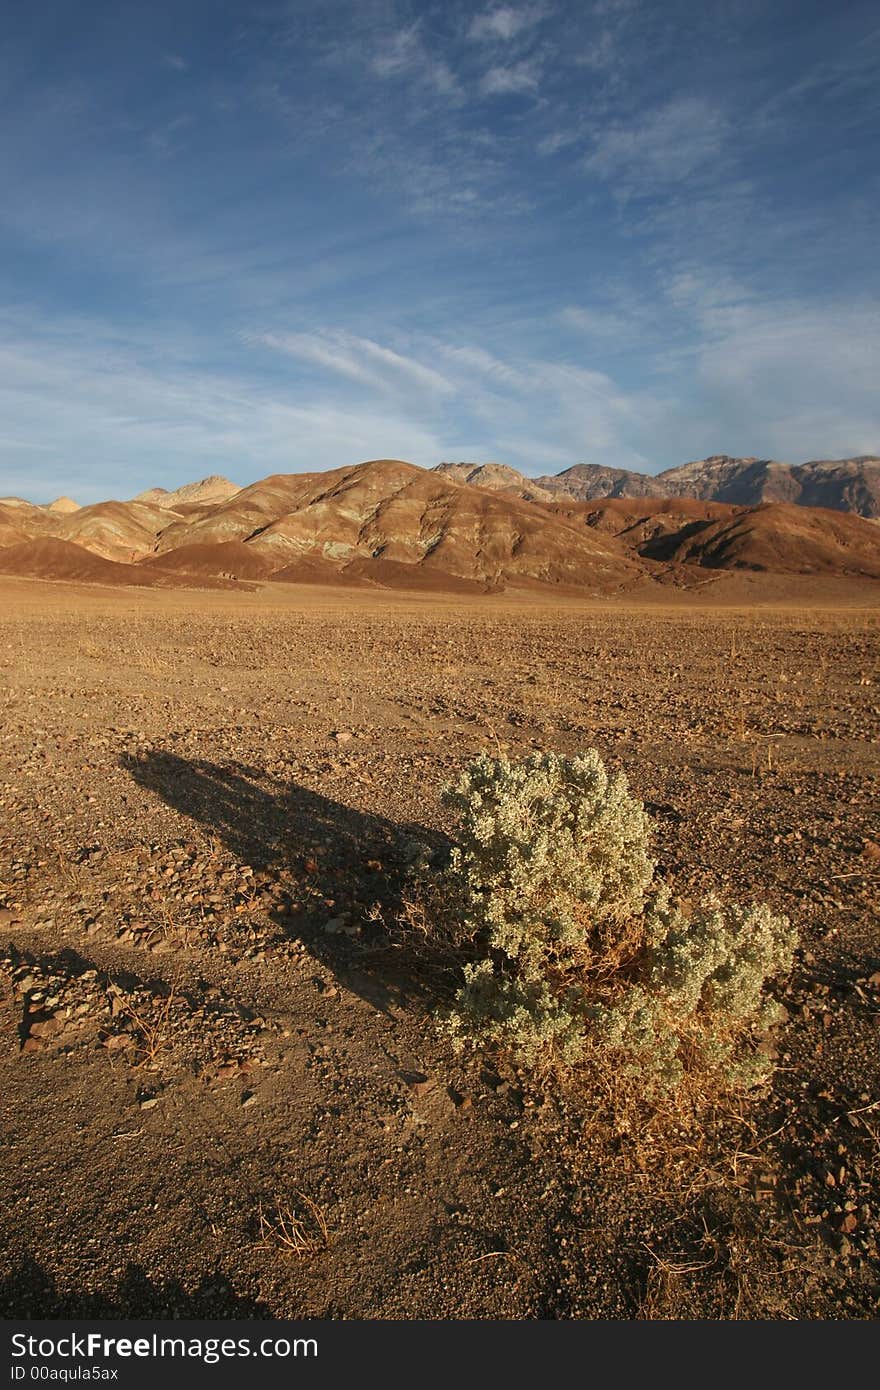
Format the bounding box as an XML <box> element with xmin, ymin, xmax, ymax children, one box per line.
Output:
<box><xmin>0</xmin><ymin>574</ymin><xmax>878</xmax><ymax>1319</ymax></box>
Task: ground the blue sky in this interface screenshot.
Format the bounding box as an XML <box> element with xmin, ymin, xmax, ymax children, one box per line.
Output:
<box><xmin>1</xmin><ymin>0</ymin><xmax>878</xmax><ymax>502</ymax></box>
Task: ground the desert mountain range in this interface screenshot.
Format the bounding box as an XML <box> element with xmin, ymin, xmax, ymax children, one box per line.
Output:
<box><xmin>435</xmin><ymin>454</ymin><xmax>880</xmax><ymax>516</ymax></box>
<box><xmin>0</xmin><ymin>458</ymin><xmax>877</xmax><ymax>593</ymax></box>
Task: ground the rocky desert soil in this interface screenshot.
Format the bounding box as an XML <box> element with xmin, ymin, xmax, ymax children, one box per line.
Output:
<box><xmin>0</xmin><ymin>574</ymin><xmax>878</xmax><ymax>1319</ymax></box>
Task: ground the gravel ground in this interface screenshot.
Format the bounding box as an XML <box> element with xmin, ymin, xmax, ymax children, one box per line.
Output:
<box><xmin>0</xmin><ymin>577</ymin><xmax>877</xmax><ymax>1318</ymax></box>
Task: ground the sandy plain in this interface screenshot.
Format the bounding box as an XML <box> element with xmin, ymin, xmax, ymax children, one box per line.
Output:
<box><xmin>0</xmin><ymin>574</ymin><xmax>878</xmax><ymax>1318</ymax></box>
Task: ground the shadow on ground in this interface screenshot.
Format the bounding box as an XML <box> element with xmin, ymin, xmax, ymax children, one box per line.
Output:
<box><xmin>122</xmin><ymin>751</ymin><xmax>455</xmax><ymax>1014</ymax></box>
<box><xmin>0</xmin><ymin>1254</ymin><xmax>270</xmax><ymax>1317</ymax></box>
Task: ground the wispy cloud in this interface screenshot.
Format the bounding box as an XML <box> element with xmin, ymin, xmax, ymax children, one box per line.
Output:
<box><xmin>0</xmin><ymin>316</ymin><xmax>452</xmax><ymax>502</ymax></box>
<box><xmin>3</xmin><ymin>289</ymin><xmax>878</xmax><ymax>506</ymax></box>
<box><xmin>757</xmin><ymin>31</ymin><xmax>880</xmax><ymax>130</ymax></box>
<box><xmin>536</xmin><ymin>126</ymin><xmax>581</xmax><ymax>155</ymax></box>
<box><xmin>480</xmin><ymin>59</ymin><xmax>542</xmax><ymax>95</ymax></box>
<box><xmin>0</xmin><ymin>305</ymin><xmax>661</xmax><ymax>497</ymax></box>
<box><xmin>433</xmin><ymin>342</ymin><xmax>531</xmax><ymax>391</ymax></box>
<box><xmin>147</xmin><ymin>113</ymin><xmax>193</xmax><ymax>157</ymax></box>
<box><xmin>689</xmin><ymin>299</ymin><xmax>880</xmax><ymax>460</ymax></box>
<box><xmin>425</xmin><ymin>333</ymin><xmax>655</xmax><ymax>468</ymax></box>
<box><xmin>576</xmin><ymin>29</ymin><xmax>618</xmax><ymax>73</ymax></box>
<box><xmin>468</xmin><ymin>5</ymin><xmax>547</xmax><ymax>44</ymax></box>
<box><xmin>370</xmin><ymin>24</ymin><xmax>460</xmax><ymax>97</ymax></box>
<box><xmin>249</xmin><ymin>329</ymin><xmax>454</xmax><ymax>399</ymax></box>
<box><xmin>584</xmin><ymin>97</ymin><xmax>729</xmax><ymax>192</ymax></box>
<box><xmin>558</xmin><ymin>300</ymin><xmax>658</xmax><ymax>350</ymax></box>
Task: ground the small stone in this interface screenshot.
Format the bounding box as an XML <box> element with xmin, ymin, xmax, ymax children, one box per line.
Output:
<box><xmin>28</xmin><ymin>1016</ymin><xmax>63</xmax><ymax>1040</ymax></box>
<box><xmin>332</xmin><ymin>730</ymin><xmax>352</xmax><ymax>744</ymax></box>
<box><xmin>402</xmin><ymin>1070</ymin><xmax>435</xmax><ymax>1099</ymax></box>
<box><xmin>241</xmin><ymin>1093</ymin><xmax>257</xmax><ymax>1108</ymax></box>
<box><xmin>21</xmin><ymin>1037</ymin><xmax>44</xmax><ymax>1055</ymax></box>
<box><xmin>139</xmin><ymin>1097</ymin><xmax>159</xmax><ymax>1110</ymax></box>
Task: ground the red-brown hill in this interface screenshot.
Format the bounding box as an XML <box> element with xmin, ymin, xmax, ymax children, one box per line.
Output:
<box><xmin>658</xmin><ymin>503</ymin><xmax>880</xmax><ymax>576</ymax></box>
<box><xmin>140</xmin><ymin>541</ymin><xmax>278</xmax><ymax>580</ymax></box>
<box><xmin>0</xmin><ymin>538</ymin><xmax>248</xmax><ymax>588</ymax></box>
<box><xmin>149</xmin><ymin>459</ymin><xmax>642</xmax><ymax>591</ymax></box>
<box><xmin>0</xmin><ymin>538</ymin><xmax>162</xmax><ymax>585</ymax></box>
<box><xmin>55</xmin><ymin>500</ymin><xmax>181</xmax><ymax>561</ymax></box>
<box><xmin>544</xmin><ymin>496</ymin><xmax>880</xmax><ymax>576</ymax></box>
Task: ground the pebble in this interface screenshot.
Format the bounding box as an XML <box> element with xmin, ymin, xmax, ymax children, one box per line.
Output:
<box><xmin>402</xmin><ymin>1071</ymin><xmax>435</xmax><ymax>1099</ymax></box>
<box><xmin>28</xmin><ymin>1016</ymin><xmax>64</xmax><ymax>1040</ymax></box>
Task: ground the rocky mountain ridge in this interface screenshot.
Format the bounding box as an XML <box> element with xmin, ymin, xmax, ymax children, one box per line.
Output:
<box><xmin>436</xmin><ymin>455</ymin><xmax>880</xmax><ymax>517</ymax></box>
<box><xmin>1</xmin><ymin>458</ymin><xmax>877</xmax><ymax>593</ymax></box>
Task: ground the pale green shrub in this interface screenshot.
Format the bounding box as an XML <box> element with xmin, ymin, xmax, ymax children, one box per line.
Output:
<box><xmin>589</xmin><ymin>888</ymin><xmax>798</xmax><ymax>1091</ymax></box>
<box><xmin>428</xmin><ymin>749</ymin><xmax>797</xmax><ymax>1095</ymax></box>
<box><xmin>443</xmin><ymin>961</ymin><xmax>587</xmax><ymax>1070</ymax></box>
<box><xmin>440</xmin><ymin>748</ymin><xmax>654</xmax><ymax>968</ymax></box>
<box><xmin>644</xmin><ymin>888</ymin><xmax>798</xmax><ymax>1024</ymax></box>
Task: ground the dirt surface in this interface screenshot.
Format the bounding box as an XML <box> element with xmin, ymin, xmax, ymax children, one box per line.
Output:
<box><xmin>0</xmin><ymin>575</ymin><xmax>878</xmax><ymax>1319</ymax></box>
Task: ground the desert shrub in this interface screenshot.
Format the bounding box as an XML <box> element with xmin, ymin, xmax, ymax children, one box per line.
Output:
<box><xmin>439</xmin><ymin>748</ymin><xmax>654</xmax><ymax>965</ymax></box>
<box><xmin>425</xmin><ymin>749</ymin><xmax>796</xmax><ymax>1095</ymax></box>
<box><xmin>589</xmin><ymin>886</ymin><xmax>798</xmax><ymax>1091</ymax></box>
<box><xmin>443</xmin><ymin>960</ymin><xmax>588</xmax><ymax>1070</ymax></box>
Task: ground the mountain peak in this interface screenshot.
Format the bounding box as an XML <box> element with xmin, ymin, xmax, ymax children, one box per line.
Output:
<box><xmin>434</xmin><ymin>461</ymin><xmax>555</xmax><ymax>500</ymax></box>
<box><xmin>133</xmin><ymin>475</ymin><xmax>240</xmax><ymax>509</ymax></box>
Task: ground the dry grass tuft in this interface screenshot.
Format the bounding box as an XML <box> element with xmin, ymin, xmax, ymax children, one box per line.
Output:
<box><xmin>256</xmin><ymin>1193</ymin><xmax>330</xmax><ymax>1257</ymax></box>
<box><xmin>114</xmin><ymin>986</ymin><xmax>179</xmax><ymax>1070</ymax></box>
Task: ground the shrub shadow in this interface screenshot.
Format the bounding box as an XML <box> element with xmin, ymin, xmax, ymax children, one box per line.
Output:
<box><xmin>0</xmin><ymin>1253</ymin><xmax>270</xmax><ymax>1317</ymax></box>
<box><xmin>123</xmin><ymin>751</ymin><xmax>453</xmax><ymax>1014</ymax></box>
